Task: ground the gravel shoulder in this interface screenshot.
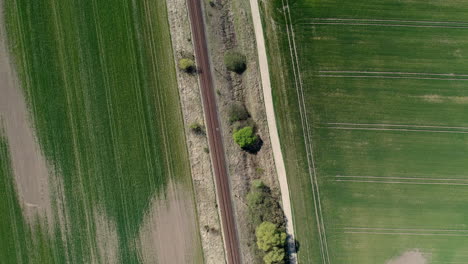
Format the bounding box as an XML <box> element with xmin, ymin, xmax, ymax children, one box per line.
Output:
<box><xmin>165</xmin><ymin>0</ymin><xmax>226</xmax><ymax>262</ymax></box>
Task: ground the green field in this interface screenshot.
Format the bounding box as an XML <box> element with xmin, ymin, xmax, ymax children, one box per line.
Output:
<box><xmin>2</xmin><ymin>0</ymin><xmax>202</xmax><ymax>263</ymax></box>
<box><xmin>261</xmin><ymin>0</ymin><xmax>468</xmax><ymax>263</ymax></box>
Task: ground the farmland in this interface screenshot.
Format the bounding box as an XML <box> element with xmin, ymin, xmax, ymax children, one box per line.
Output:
<box><xmin>1</xmin><ymin>0</ymin><xmax>202</xmax><ymax>263</ymax></box>
<box><xmin>261</xmin><ymin>0</ymin><xmax>468</xmax><ymax>263</ymax></box>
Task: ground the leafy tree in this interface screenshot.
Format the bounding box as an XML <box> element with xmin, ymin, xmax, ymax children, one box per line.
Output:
<box><xmin>263</xmin><ymin>247</ymin><xmax>285</xmax><ymax>264</ymax></box>
<box><xmin>233</xmin><ymin>126</ymin><xmax>258</xmax><ymax>148</ymax></box>
<box><xmin>224</xmin><ymin>51</ymin><xmax>247</xmax><ymax>74</ymax></box>
<box><xmin>255</xmin><ymin>221</ymin><xmax>287</xmax><ymax>252</ymax></box>
<box><xmin>178</xmin><ymin>58</ymin><xmax>195</xmax><ymax>73</ymax></box>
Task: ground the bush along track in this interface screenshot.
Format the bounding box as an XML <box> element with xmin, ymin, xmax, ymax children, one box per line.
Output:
<box><xmin>247</xmin><ymin>180</ymin><xmax>288</xmax><ymax>264</ymax></box>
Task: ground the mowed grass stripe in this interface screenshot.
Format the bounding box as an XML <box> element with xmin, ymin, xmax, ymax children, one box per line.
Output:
<box><xmin>316</xmin><ymin>75</ymin><xmax>468</xmax><ymax>81</ymax></box>
<box><xmin>323</xmin><ymin>126</ymin><xmax>468</xmax><ymax>134</ymax></box>
<box><xmin>326</xmin><ymin>123</ymin><xmax>468</xmax><ymax>131</ymax></box>
<box><xmin>336</xmin><ymin>175</ymin><xmax>468</xmax><ymax>182</ymax></box>
<box><xmin>319</xmin><ymin>71</ymin><xmax>468</xmax><ymax>77</ymax></box>
<box><xmin>335</xmin><ymin>179</ymin><xmax>468</xmax><ymax>186</ymax></box>
<box><xmin>344</xmin><ymin>231</ymin><xmax>468</xmax><ymax>237</ymax></box>
<box><xmin>344</xmin><ymin>227</ymin><xmax>468</xmax><ymax>232</ymax></box>
<box><xmin>307</xmin><ymin>22</ymin><xmax>468</xmax><ymax>29</ymax></box>
<box><xmin>308</xmin><ymin>18</ymin><xmax>468</xmax><ymax>26</ymax></box>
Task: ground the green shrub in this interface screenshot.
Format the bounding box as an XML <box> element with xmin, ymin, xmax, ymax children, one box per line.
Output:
<box><xmin>224</xmin><ymin>51</ymin><xmax>247</xmax><ymax>74</ymax></box>
<box><xmin>263</xmin><ymin>247</ymin><xmax>285</xmax><ymax>264</ymax></box>
<box><xmin>178</xmin><ymin>58</ymin><xmax>195</xmax><ymax>73</ymax></box>
<box><xmin>247</xmin><ymin>189</ymin><xmax>264</xmax><ymax>209</ymax></box>
<box><xmin>233</xmin><ymin>126</ymin><xmax>258</xmax><ymax>148</ymax></box>
<box><xmin>252</xmin><ymin>179</ymin><xmax>266</xmax><ymax>189</ymax></box>
<box><xmin>228</xmin><ymin>103</ymin><xmax>249</xmax><ymax>123</ymax></box>
<box><xmin>255</xmin><ymin>222</ymin><xmax>287</xmax><ymax>252</ymax></box>
<box><xmin>248</xmin><ymin>181</ymin><xmax>288</xmax><ymax>263</ymax></box>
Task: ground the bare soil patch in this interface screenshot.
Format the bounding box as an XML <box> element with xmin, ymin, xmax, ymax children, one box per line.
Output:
<box><xmin>93</xmin><ymin>207</ymin><xmax>119</xmax><ymax>264</ymax></box>
<box><xmin>0</xmin><ymin>2</ymin><xmax>54</xmax><ymax>225</ymax></box>
<box><xmin>138</xmin><ymin>181</ymin><xmax>201</xmax><ymax>264</ymax></box>
<box><xmin>387</xmin><ymin>250</ymin><xmax>428</xmax><ymax>264</ymax></box>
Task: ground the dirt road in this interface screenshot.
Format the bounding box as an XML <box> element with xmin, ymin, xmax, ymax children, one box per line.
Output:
<box><xmin>186</xmin><ymin>1</ymin><xmax>241</xmax><ymax>263</ymax></box>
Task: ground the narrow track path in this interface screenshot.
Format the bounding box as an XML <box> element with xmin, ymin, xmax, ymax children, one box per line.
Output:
<box><xmin>186</xmin><ymin>1</ymin><xmax>241</xmax><ymax>263</ymax></box>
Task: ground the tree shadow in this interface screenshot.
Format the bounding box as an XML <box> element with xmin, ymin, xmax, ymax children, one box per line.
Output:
<box><xmin>243</xmin><ymin>137</ymin><xmax>263</xmax><ymax>154</ymax></box>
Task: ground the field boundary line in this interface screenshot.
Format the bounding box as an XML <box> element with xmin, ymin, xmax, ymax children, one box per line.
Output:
<box><xmin>249</xmin><ymin>0</ymin><xmax>297</xmax><ymax>262</ymax></box>
<box><xmin>336</xmin><ymin>175</ymin><xmax>468</xmax><ymax>181</ymax></box>
<box><xmin>326</xmin><ymin>123</ymin><xmax>468</xmax><ymax>130</ymax></box>
<box><xmin>344</xmin><ymin>227</ymin><xmax>468</xmax><ymax>232</ymax></box>
<box><xmin>335</xmin><ymin>179</ymin><xmax>468</xmax><ymax>186</ymax></box>
<box><xmin>282</xmin><ymin>0</ymin><xmax>331</xmax><ymax>262</ymax></box>
<box><xmin>323</xmin><ymin>126</ymin><xmax>468</xmax><ymax>134</ymax></box>
<box><xmin>307</xmin><ymin>22</ymin><xmax>468</xmax><ymax>29</ymax></box>
<box><xmin>316</xmin><ymin>75</ymin><xmax>468</xmax><ymax>81</ymax></box>
<box><xmin>320</xmin><ymin>71</ymin><xmax>468</xmax><ymax>77</ymax></box>
<box><xmin>345</xmin><ymin>231</ymin><xmax>468</xmax><ymax>237</ymax></box>
<box><xmin>309</xmin><ymin>18</ymin><xmax>468</xmax><ymax>25</ymax></box>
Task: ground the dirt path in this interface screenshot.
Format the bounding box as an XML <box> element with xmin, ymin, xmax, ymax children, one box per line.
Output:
<box><xmin>248</xmin><ymin>0</ymin><xmax>297</xmax><ymax>262</ymax></box>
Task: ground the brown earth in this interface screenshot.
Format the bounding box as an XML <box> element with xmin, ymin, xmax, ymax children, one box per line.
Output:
<box><xmin>137</xmin><ymin>181</ymin><xmax>202</xmax><ymax>264</ymax></box>
<box><xmin>387</xmin><ymin>250</ymin><xmax>428</xmax><ymax>264</ymax></box>
<box><xmin>93</xmin><ymin>207</ymin><xmax>119</xmax><ymax>264</ymax></box>
<box><xmin>0</xmin><ymin>0</ymin><xmax>55</xmax><ymax>226</ymax></box>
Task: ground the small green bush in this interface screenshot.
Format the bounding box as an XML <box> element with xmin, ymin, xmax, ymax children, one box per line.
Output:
<box><xmin>233</xmin><ymin>126</ymin><xmax>258</xmax><ymax>148</ymax></box>
<box><xmin>189</xmin><ymin>122</ymin><xmax>204</xmax><ymax>135</ymax></box>
<box><xmin>252</xmin><ymin>179</ymin><xmax>266</xmax><ymax>189</ymax></box>
<box><xmin>263</xmin><ymin>247</ymin><xmax>285</xmax><ymax>264</ymax></box>
<box><xmin>224</xmin><ymin>51</ymin><xmax>247</xmax><ymax>74</ymax></box>
<box><xmin>178</xmin><ymin>58</ymin><xmax>195</xmax><ymax>73</ymax></box>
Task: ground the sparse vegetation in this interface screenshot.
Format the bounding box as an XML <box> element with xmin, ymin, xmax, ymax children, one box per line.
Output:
<box><xmin>224</xmin><ymin>51</ymin><xmax>247</xmax><ymax>74</ymax></box>
<box><xmin>189</xmin><ymin>122</ymin><xmax>204</xmax><ymax>135</ymax></box>
<box><xmin>247</xmin><ymin>180</ymin><xmax>284</xmax><ymax>226</ymax></box>
<box><xmin>233</xmin><ymin>126</ymin><xmax>258</xmax><ymax>149</ymax></box>
<box><xmin>178</xmin><ymin>58</ymin><xmax>196</xmax><ymax>73</ymax></box>
<box><xmin>256</xmin><ymin>167</ymin><xmax>265</xmax><ymax>175</ymax></box>
<box><xmin>228</xmin><ymin>103</ymin><xmax>249</xmax><ymax>123</ymax></box>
